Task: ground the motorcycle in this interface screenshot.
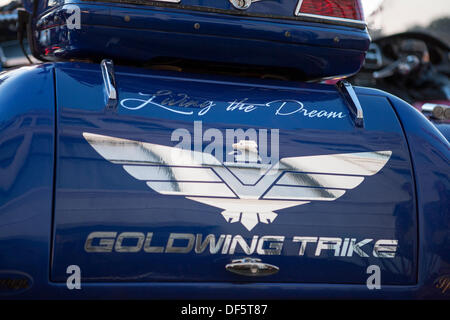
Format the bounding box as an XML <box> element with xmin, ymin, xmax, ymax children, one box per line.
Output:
<box><xmin>350</xmin><ymin>31</ymin><xmax>450</xmax><ymax>139</ymax></box>
<box><xmin>0</xmin><ymin>0</ymin><xmax>449</xmax><ymax>300</ymax></box>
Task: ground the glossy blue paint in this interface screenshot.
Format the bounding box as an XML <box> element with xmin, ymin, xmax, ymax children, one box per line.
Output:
<box><xmin>0</xmin><ymin>62</ymin><xmax>448</xmax><ymax>299</ymax></box>
<box><xmin>32</xmin><ymin>1</ymin><xmax>370</xmax><ymax>79</ymax></box>
<box><xmin>433</xmin><ymin>122</ymin><xmax>450</xmax><ymax>141</ymax></box>
<box><xmin>0</xmin><ymin>65</ymin><xmax>55</xmax><ymax>297</ymax></box>
<box><xmin>381</xmin><ymin>91</ymin><xmax>450</xmax><ymax>299</ymax></box>
<box><xmin>51</xmin><ymin>62</ymin><xmax>417</xmax><ymax>285</ymax></box>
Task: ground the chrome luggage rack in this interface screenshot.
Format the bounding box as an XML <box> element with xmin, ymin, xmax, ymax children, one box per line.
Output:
<box><xmin>101</xmin><ymin>59</ymin><xmax>118</xmax><ymax>112</ymax></box>
<box><xmin>336</xmin><ymin>80</ymin><xmax>365</xmax><ymax>128</ymax></box>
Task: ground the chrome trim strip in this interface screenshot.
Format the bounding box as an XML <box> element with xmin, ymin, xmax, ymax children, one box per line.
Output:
<box><xmin>263</xmin><ymin>185</ymin><xmax>346</xmax><ymax>201</ymax></box>
<box><xmin>124</xmin><ymin>165</ymin><xmax>222</xmax><ymax>182</ymax></box>
<box><xmin>146</xmin><ymin>181</ymin><xmax>235</xmax><ymax>197</ymax></box>
<box><xmin>294</xmin><ymin>0</ymin><xmax>304</xmax><ymax>17</ymax></box>
<box><xmin>277</xmin><ymin>173</ymin><xmax>364</xmax><ymax>189</ymax></box>
<box><xmin>294</xmin><ymin>0</ymin><xmax>367</xmax><ymax>28</ymax></box>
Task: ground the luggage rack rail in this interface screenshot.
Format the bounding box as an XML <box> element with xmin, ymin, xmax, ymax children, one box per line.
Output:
<box><xmin>336</xmin><ymin>80</ymin><xmax>364</xmax><ymax>128</ymax></box>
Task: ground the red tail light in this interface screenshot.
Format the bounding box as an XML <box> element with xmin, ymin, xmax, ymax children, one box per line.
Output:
<box><xmin>296</xmin><ymin>0</ymin><xmax>365</xmax><ymax>23</ymax></box>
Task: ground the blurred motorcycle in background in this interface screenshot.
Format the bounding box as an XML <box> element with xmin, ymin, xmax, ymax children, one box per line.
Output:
<box><xmin>350</xmin><ymin>31</ymin><xmax>450</xmax><ymax>139</ymax></box>
<box><xmin>351</xmin><ymin>32</ymin><xmax>450</xmax><ymax>140</ymax></box>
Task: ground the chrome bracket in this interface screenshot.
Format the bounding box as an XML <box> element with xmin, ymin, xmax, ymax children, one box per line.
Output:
<box><xmin>336</xmin><ymin>80</ymin><xmax>364</xmax><ymax>128</ymax></box>
<box><xmin>225</xmin><ymin>258</ymin><xmax>279</xmax><ymax>277</ymax></box>
<box><xmin>101</xmin><ymin>59</ymin><xmax>118</xmax><ymax>111</ymax></box>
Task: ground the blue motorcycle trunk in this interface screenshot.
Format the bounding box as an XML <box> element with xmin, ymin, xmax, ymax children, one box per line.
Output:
<box><xmin>4</xmin><ymin>60</ymin><xmax>450</xmax><ymax>299</ymax></box>
<box><xmin>31</xmin><ymin>0</ymin><xmax>370</xmax><ymax>79</ymax></box>
<box><xmin>42</xmin><ymin>61</ymin><xmax>417</xmax><ymax>285</ymax></box>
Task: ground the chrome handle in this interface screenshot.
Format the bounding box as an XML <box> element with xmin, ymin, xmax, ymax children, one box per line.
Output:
<box><xmin>101</xmin><ymin>59</ymin><xmax>118</xmax><ymax>111</ymax></box>
<box><xmin>225</xmin><ymin>258</ymin><xmax>279</xmax><ymax>277</ymax></box>
<box><xmin>336</xmin><ymin>80</ymin><xmax>364</xmax><ymax>128</ymax></box>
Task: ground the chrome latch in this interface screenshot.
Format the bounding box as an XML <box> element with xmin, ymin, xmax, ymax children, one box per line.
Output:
<box><xmin>336</xmin><ymin>80</ymin><xmax>364</xmax><ymax>128</ymax></box>
<box><xmin>225</xmin><ymin>258</ymin><xmax>279</xmax><ymax>277</ymax></box>
<box><xmin>229</xmin><ymin>0</ymin><xmax>261</xmax><ymax>10</ymax></box>
<box><xmin>101</xmin><ymin>59</ymin><xmax>118</xmax><ymax>111</ymax></box>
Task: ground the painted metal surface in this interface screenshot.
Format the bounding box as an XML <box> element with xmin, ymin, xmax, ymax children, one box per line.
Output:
<box><xmin>362</xmin><ymin>88</ymin><xmax>450</xmax><ymax>299</ymax></box>
<box><xmin>0</xmin><ymin>64</ymin><xmax>55</xmax><ymax>297</ymax></box>
<box><xmin>51</xmin><ymin>62</ymin><xmax>416</xmax><ymax>285</ymax></box>
<box><xmin>34</xmin><ymin>0</ymin><xmax>366</xmax><ymax>27</ymax></box>
<box><xmin>0</xmin><ymin>62</ymin><xmax>448</xmax><ymax>299</ymax></box>
<box><xmin>32</xmin><ymin>1</ymin><xmax>370</xmax><ymax>79</ymax></box>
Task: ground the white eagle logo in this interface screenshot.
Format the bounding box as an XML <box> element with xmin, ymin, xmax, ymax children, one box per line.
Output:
<box><xmin>83</xmin><ymin>132</ymin><xmax>392</xmax><ymax>231</ymax></box>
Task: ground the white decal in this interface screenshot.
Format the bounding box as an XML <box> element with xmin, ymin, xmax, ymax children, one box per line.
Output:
<box><xmin>85</xmin><ymin>232</ymin><xmax>398</xmax><ymax>259</ymax></box>
<box><xmin>120</xmin><ymin>90</ymin><xmax>346</xmax><ymax>120</ymax></box>
<box><xmin>83</xmin><ymin>130</ymin><xmax>391</xmax><ymax>231</ymax></box>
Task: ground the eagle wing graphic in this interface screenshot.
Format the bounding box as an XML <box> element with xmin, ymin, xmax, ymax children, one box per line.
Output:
<box><xmin>83</xmin><ymin>132</ymin><xmax>235</xmax><ymax>198</ymax></box>
<box><xmin>83</xmin><ymin>132</ymin><xmax>392</xmax><ymax>231</ymax></box>
<box><xmin>263</xmin><ymin>151</ymin><xmax>393</xmax><ymax>201</ymax></box>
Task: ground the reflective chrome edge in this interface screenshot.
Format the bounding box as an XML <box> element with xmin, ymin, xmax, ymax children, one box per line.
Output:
<box><xmin>100</xmin><ymin>59</ymin><xmax>118</xmax><ymax>111</ymax></box>
<box><xmin>422</xmin><ymin>103</ymin><xmax>446</xmax><ymax>112</ymax></box>
<box><xmin>422</xmin><ymin>103</ymin><xmax>450</xmax><ymax>120</ymax></box>
<box><xmin>0</xmin><ymin>46</ymin><xmax>6</xmax><ymax>65</ymax></box>
<box><xmin>225</xmin><ymin>258</ymin><xmax>279</xmax><ymax>277</ymax></box>
<box><xmin>229</xmin><ymin>0</ymin><xmax>260</xmax><ymax>10</ymax></box>
<box><xmin>336</xmin><ymin>80</ymin><xmax>364</xmax><ymax>128</ymax></box>
<box><xmin>294</xmin><ymin>0</ymin><xmax>367</xmax><ymax>28</ymax></box>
